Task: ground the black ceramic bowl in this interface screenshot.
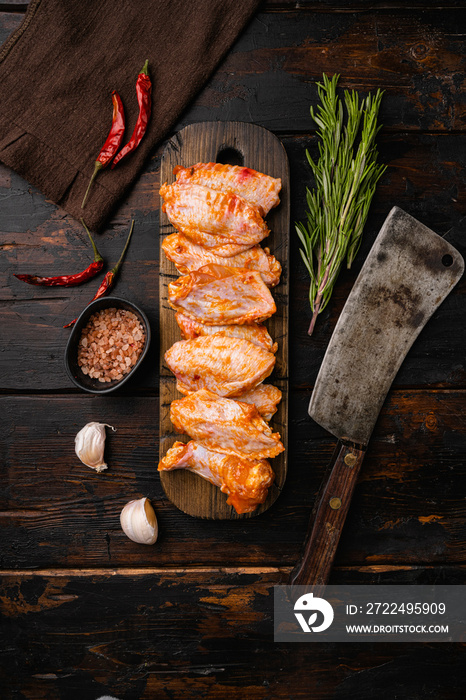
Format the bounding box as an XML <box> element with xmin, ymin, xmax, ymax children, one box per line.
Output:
<box><xmin>64</xmin><ymin>296</ymin><xmax>151</xmax><ymax>394</ymax></box>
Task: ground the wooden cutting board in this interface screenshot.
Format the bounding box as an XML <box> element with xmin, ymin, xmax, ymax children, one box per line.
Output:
<box><xmin>159</xmin><ymin>121</ymin><xmax>289</xmax><ymax>519</ymax></box>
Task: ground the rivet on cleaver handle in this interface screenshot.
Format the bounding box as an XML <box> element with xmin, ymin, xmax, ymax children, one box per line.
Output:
<box><xmin>290</xmin><ymin>207</ymin><xmax>464</xmax><ymax>587</ymax></box>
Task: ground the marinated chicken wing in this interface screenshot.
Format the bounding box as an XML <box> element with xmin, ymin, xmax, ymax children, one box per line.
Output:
<box><xmin>174</xmin><ymin>162</ymin><xmax>281</xmax><ymax>215</ymax></box>
<box><xmin>168</xmin><ymin>264</ymin><xmax>276</xmax><ymax>325</ymax></box>
<box><xmin>175</xmin><ymin>312</ymin><xmax>278</xmax><ymax>353</ymax></box>
<box><xmin>172</xmin><ymin>229</ymin><xmax>253</xmax><ymax>257</ymax></box>
<box><xmin>162</xmin><ymin>233</ymin><xmax>281</xmax><ymax>286</ymax></box>
<box><xmin>235</xmin><ymin>384</ymin><xmax>282</xmax><ymax>421</ymax></box>
<box><xmin>165</xmin><ymin>335</ymin><xmax>275</xmax><ymax>397</ymax></box>
<box><xmin>170</xmin><ymin>389</ymin><xmax>284</xmax><ymax>460</ymax></box>
<box><xmin>158</xmin><ymin>440</ymin><xmax>274</xmax><ymax>514</ymax></box>
<box><xmin>159</xmin><ymin>182</ymin><xmax>269</xmax><ymax>253</ymax></box>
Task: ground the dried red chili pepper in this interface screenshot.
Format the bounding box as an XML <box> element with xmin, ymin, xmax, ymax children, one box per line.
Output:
<box><xmin>15</xmin><ymin>220</ymin><xmax>104</xmax><ymax>287</ymax></box>
<box><xmin>64</xmin><ymin>220</ymin><xmax>135</xmax><ymax>328</ymax></box>
<box><xmin>81</xmin><ymin>90</ymin><xmax>125</xmax><ymax>209</ymax></box>
<box><xmin>111</xmin><ymin>61</ymin><xmax>151</xmax><ymax>169</ymax></box>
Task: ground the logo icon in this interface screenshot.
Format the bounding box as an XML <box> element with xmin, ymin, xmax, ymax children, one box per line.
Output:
<box><xmin>293</xmin><ymin>592</ymin><xmax>334</xmax><ymax>633</ymax></box>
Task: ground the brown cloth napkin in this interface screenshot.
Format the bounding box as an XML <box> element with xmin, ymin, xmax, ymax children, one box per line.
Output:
<box><xmin>0</xmin><ymin>0</ymin><xmax>260</xmax><ymax>231</ymax></box>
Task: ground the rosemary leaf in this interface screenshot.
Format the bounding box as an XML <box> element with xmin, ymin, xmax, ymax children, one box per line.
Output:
<box><xmin>297</xmin><ymin>74</ymin><xmax>386</xmax><ymax>335</ymax></box>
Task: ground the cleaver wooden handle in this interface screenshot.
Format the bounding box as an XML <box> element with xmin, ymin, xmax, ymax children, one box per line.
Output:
<box><xmin>289</xmin><ymin>440</ymin><xmax>365</xmax><ymax>587</ymax></box>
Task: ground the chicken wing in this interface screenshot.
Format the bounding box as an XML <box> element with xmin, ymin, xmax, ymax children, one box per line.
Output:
<box><xmin>235</xmin><ymin>384</ymin><xmax>282</xmax><ymax>422</ymax></box>
<box><xmin>168</xmin><ymin>264</ymin><xmax>276</xmax><ymax>325</ymax></box>
<box><xmin>165</xmin><ymin>335</ymin><xmax>275</xmax><ymax>397</ymax></box>
<box><xmin>170</xmin><ymin>389</ymin><xmax>284</xmax><ymax>460</ymax></box>
<box><xmin>159</xmin><ymin>182</ymin><xmax>269</xmax><ymax>254</ymax></box>
<box><xmin>162</xmin><ymin>233</ymin><xmax>281</xmax><ymax>287</ymax></box>
<box><xmin>173</xmin><ymin>162</ymin><xmax>281</xmax><ymax>215</ymax></box>
<box><xmin>172</xmin><ymin>230</ymin><xmax>253</xmax><ymax>257</ymax></box>
<box><xmin>158</xmin><ymin>440</ymin><xmax>274</xmax><ymax>514</ymax></box>
<box><xmin>175</xmin><ymin>312</ymin><xmax>278</xmax><ymax>354</ymax></box>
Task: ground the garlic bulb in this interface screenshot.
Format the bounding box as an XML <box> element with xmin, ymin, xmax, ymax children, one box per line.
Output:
<box><xmin>75</xmin><ymin>421</ymin><xmax>115</xmax><ymax>472</ymax></box>
<box><xmin>120</xmin><ymin>497</ymin><xmax>158</xmax><ymax>545</ymax></box>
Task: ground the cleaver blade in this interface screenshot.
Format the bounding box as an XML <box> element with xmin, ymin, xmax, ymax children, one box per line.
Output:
<box><xmin>309</xmin><ymin>206</ymin><xmax>464</xmax><ymax>445</ymax></box>
<box><xmin>291</xmin><ymin>206</ymin><xmax>464</xmax><ymax>587</ymax></box>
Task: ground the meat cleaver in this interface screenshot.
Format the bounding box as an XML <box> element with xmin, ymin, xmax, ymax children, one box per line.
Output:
<box><xmin>290</xmin><ymin>206</ymin><xmax>464</xmax><ymax>586</ymax></box>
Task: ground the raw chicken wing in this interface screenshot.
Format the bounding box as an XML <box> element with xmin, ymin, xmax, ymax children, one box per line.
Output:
<box><xmin>162</xmin><ymin>233</ymin><xmax>281</xmax><ymax>286</ymax></box>
<box><xmin>174</xmin><ymin>162</ymin><xmax>281</xmax><ymax>215</ymax></box>
<box><xmin>170</xmin><ymin>389</ymin><xmax>284</xmax><ymax>460</ymax></box>
<box><xmin>164</xmin><ymin>335</ymin><xmax>275</xmax><ymax>397</ymax></box>
<box><xmin>175</xmin><ymin>312</ymin><xmax>278</xmax><ymax>353</ymax></box>
<box><xmin>168</xmin><ymin>264</ymin><xmax>276</xmax><ymax>325</ymax></box>
<box><xmin>171</xmin><ymin>229</ymin><xmax>252</xmax><ymax>258</ymax></box>
<box><xmin>158</xmin><ymin>440</ymin><xmax>274</xmax><ymax>514</ymax></box>
<box><xmin>235</xmin><ymin>384</ymin><xmax>282</xmax><ymax>421</ymax></box>
<box><xmin>159</xmin><ymin>182</ymin><xmax>269</xmax><ymax>254</ymax></box>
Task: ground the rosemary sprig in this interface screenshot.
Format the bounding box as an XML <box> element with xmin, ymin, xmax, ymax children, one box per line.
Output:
<box><xmin>296</xmin><ymin>74</ymin><xmax>386</xmax><ymax>335</ymax></box>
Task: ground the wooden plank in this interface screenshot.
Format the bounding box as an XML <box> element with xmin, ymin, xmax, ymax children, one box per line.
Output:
<box><xmin>1</xmin><ymin>564</ymin><xmax>465</xmax><ymax>580</ymax></box>
<box><xmin>1</xmin><ymin>133</ymin><xmax>464</xmax><ymax>392</ymax></box>
<box><xmin>3</xmin><ymin>3</ymin><xmax>466</xmax><ymax>17</ymax></box>
<box><xmin>0</xmin><ymin>162</ymin><xmax>161</xmax><ymax>392</ymax></box>
<box><xmin>158</xmin><ymin>121</ymin><xmax>289</xmax><ymax>519</ymax></box>
<box><xmin>3</xmin><ymin>1</ymin><xmax>466</xmax><ymax>10</ymax></box>
<box><xmin>0</xmin><ymin>567</ymin><xmax>465</xmax><ymax>699</ymax></box>
<box><xmin>0</xmin><ymin>390</ymin><xmax>464</xmax><ymax>568</ymax></box>
<box><xmin>173</xmin><ymin>9</ymin><xmax>466</xmax><ymax>133</ymax></box>
<box><xmin>0</xmin><ymin>9</ymin><xmax>22</xmax><ymax>44</ymax></box>
<box><xmin>1</xmin><ymin>9</ymin><xmax>466</xmax><ymax>134</ymax></box>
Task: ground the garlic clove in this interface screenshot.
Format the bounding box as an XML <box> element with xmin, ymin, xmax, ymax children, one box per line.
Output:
<box><xmin>75</xmin><ymin>421</ymin><xmax>115</xmax><ymax>472</ymax></box>
<box><xmin>120</xmin><ymin>497</ymin><xmax>158</xmax><ymax>545</ymax></box>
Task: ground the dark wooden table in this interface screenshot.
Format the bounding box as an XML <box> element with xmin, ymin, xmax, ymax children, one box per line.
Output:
<box><xmin>1</xmin><ymin>2</ymin><xmax>465</xmax><ymax>698</ymax></box>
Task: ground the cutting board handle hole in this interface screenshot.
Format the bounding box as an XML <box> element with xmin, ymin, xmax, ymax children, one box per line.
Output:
<box><xmin>442</xmin><ymin>254</ymin><xmax>453</xmax><ymax>267</ymax></box>
<box><xmin>216</xmin><ymin>147</ymin><xmax>244</xmax><ymax>167</ymax></box>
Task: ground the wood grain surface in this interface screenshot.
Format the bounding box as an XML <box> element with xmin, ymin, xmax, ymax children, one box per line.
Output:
<box><xmin>1</xmin><ymin>132</ymin><xmax>464</xmax><ymax>392</ymax></box>
<box><xmin>159</xmin><ymin>121</ymin><xmax>289</xmax><ymax>518</ymax></box>
<box><xmin>0</xmin><ymin>1</ymin><xmax>465</xmax><ymax>698</ymax></box>
<box><xmin>1</xmin><ymin>390</ymin><xmax>464</xmax><ymax>570</ymax></box>
<box><xmin>1</xmin><ymin>567</ymin><xmax>465</xmax><ymax>700</ymax></box>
